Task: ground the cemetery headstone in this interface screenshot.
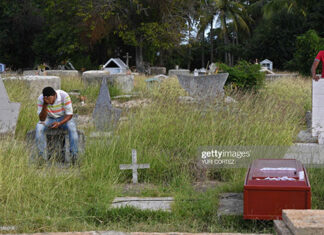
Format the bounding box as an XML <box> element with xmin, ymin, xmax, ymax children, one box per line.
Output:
<box><xmin>0</xmin><ymin>78</ymin><xmax>20</xmax><ymax>135</ymax></box>
<box><xmin>149</xmin><ymin>67</ymin><xmax>166</xmax><ymax>75</ymax></box>
<box><xmin>119</xmin><ymin>149</ymin><xmax>150</xmax><ymax>183</ymax></box>
<box><xmin>82</xmin><ymin>71</ymin><xmax>134</xmax><ymax>93</ymax></box>
<box><xmin>168</xmin><ymin>69</ymin><xmax>190</xmax><ymax>76</ymax></box>
<box><xmin>123</xmin><ymin>52</ymin><xmax>132</xmax><ymax>67</ymax></box>
<box><xmin>92</xmin><ymin>78</ymin><xmax>122</xmax><ymax>131</ymax></box>
<box><xmin>177</xmin><ymin>73</ymin><xmax>229</xmax><ymax>100</ymax></box>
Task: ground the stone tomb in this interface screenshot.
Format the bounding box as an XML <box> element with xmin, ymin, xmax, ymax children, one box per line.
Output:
<box><xmin>0</xmin><ymin>78</ymin><xmax>20</xmax><ymax>135</ymax></box>
<box><xmin>149</xmin><ymin>67</ymin><xmax>166</xmax><ymax>75</ymax></box>
<box><xmin>26</xmin><ymin>128</ymin><xmax>85</xmax><ymax>163</ymax></box>
<box><xmin>177</xmin><ymin>73</ymin><xmax>229</xmax><ymax>100</ymax></box>
<box><xmin>3</xmin><ymin>75</ymin><xmax>61</xmax><ymax>99</ymax></box>
<box><xmin>92</xmin><ymin>78</ymin><xmax>122</xmax><ymax>132</ymax></box>
<box><xmin>168</xmin><ymin>69</ymin><xmax>190</xmax><ymax>76</ymax></box>
<box><xmin>82</xmin><ymin>70</ymin><xmax>134</xmax><ymax>93</ymax></box>
<box><xmin>45</xmin><ymin>70</ymin><xmax>80</xmax><ymax>78</ymax></box>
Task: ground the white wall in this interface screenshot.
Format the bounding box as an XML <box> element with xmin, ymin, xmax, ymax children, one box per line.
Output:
<box><xmin>312</xmin><ymin>79</ymin><xmax>324</xmax><ymax>136</ymax></box>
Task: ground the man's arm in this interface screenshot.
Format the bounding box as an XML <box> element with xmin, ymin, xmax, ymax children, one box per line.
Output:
<box><xmin>39</xmin><ymin>103</ymin><xmax>48</xmax><ymax>121</ymax></box>
<box><xmin>51</xmin><ymin>115</ymin><xmax>73</xmax><ymax>129</ymax></box>
<box><xmin>312</xmin><ymin>59</ymin><xmax>320</xmax><ymax>81</ymax></box>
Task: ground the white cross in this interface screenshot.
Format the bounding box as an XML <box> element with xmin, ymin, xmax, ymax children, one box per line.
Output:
<box><xmin>119</xmin><ymin>149</ymin><xmax>150</xmax><ymax>183</ymax></box>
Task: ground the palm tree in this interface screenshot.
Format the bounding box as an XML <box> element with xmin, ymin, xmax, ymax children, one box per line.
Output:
<box><xmin>212</xmin><ymin>0</ymin><xmax>251</xmax><ymax>65</ymax></box>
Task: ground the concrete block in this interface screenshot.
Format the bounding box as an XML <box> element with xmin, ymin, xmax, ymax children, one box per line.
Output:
<box><xmin>26</xmin><ymin>128</ymin><xmax>85</xmax><ymax>163</ymax></box>
<box><xmin>45</xmin><ymin>70</ymin><xmax>80</xmax><ymax>78</ymax></box>
<box><xmin>149</xmin><ymin>67</ymin><xmax>166</xmax><ymax>75</ymax></box>
<box><xmin>282</xmin><ymin>209</ymin><xmax>324</xmax><ymax>235</ymax></box>
<box><xmin>111</xmin><ymin>197</ymin><xmax>174</xmax><ymax>212</ymax></box>
<box><xmin>168</xmin><ymin>69</ymin><xmax>190</xmax><ymax>76</ymax></box>
<box><xmin>82</xmin><ymin>70</ymin><xmax>134</xmax><ymax>93</ymax></box>
<box><xmin>284</xmin><ymin>143</ymin><xmax>324</xmax><ymax>166</ymax></box>
<box><xmin>177</xmin><ymin>73</ymin><xmax>228</xmax><ymax>100</ymax></box>
<box><xmin>273</xmin><ymin>220</ymin><xmax>293</xmax><ymax>235</ymax></box>
<box><xmin>217</xmin><ymin>193</ymin><xmax>243</xmax><ymax>216</ymax></box>
<box><xmin>4</xmin><ymin>75</ymin><xmax>61</xmax><ymax>99</ymax></box>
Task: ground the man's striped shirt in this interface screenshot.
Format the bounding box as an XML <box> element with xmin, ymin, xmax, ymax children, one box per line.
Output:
<box><xmin>37</xmin><ymin>90</ymin><xmax>73</xmax><ymax>118</ymax></box>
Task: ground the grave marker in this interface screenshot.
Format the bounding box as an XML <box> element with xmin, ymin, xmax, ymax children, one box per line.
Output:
<box><xmin>119</xmin><ymin>149</ymin><xmax>150</xmax><ymax>183</ymax></box>
<box><xmin>123</xmin><ymin>53</ymin><xmax>132</xmax><ymax>67</ymax></box>
<box><xmin>92</xmin><ymin>78</ymin><xmax>122</xmax><ymax>131</ymax></box>
<box><xmin>177</xmin><ymin>73</ymin><xmax>228</xmax><ymax>100</ymax></box>
<box><xmin>0</xmin><ymin>78</ymin><xmax>20</xmax><ymax>135</ymax></box>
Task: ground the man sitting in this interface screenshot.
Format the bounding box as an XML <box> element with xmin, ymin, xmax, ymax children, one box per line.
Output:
<box><xmin>36</xmin><ymin>87</ymin><xmax>78</xmax><ymax>163</ymax></box>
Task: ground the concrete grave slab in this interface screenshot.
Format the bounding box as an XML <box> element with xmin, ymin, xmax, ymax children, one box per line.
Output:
<box><xmin>82</xmin><ymin>70</ymin><xmax>134</xmax><ymax>93</ymax></box>
<box><xmin>111</xmin><ymin>197</ymin><xmax>174</xmax><ymax>212</ymax></box>
<box><xmin>273</xmin><ymin>220</ymin><xmax>293</xmax><ymax>235</ymax></box>
<box><xmin>168</xmin><ymin>69</ymin><xmax>190</xmax><ymax>76</ymax></box>
<box><xmin>46</xmin><ymin>70</ymin><xmax>80</xmax><ymax>78</ymax></box>
<box><xmin>3</xmin><ymin>75</ymin><xmax>61</xmax><ymax>99</ymax></box>
<box><xmin>283</xmin><ymin>209</ymin><xmax>324</xmax><ymax>235</ymax></box>
<box><xmin>217</xmin><ymin>193</ymin><xmax>243</xmax><ymax>216</ymax></box>
<box><xmin>0</xmin><ymin>78</ymin><xmax>20</xmax><ymax>135</ymax></box>
<box><xmin>284</xmin><ymin>143</ymin><xmax>324</xmax><ymax>166</ymax></box>
<box><xmin>177</xmin><ymin>73</ymin><xmax>228</xmax><ymax>100</ymax></box>
<box><xmin>149</xmin><ymin>67</ymin><xmax>166</xmax><ymax>75</ymax></box>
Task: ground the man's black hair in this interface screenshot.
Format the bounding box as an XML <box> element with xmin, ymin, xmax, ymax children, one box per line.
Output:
<box><xmin>42</xmin><ymin>87</ymin><xmax>56</xmax><ymax>97</ymax></box>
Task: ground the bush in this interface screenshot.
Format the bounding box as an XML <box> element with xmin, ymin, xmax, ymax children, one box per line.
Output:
<box><xmin>219</xmin><ymin>60</ymin><xmax>265</xmax><ymax>90</ymax></box>
<box><xmin>287</xmin><ymin>30</ymin><xmax>324</xmax><ymax>76</ymax></box>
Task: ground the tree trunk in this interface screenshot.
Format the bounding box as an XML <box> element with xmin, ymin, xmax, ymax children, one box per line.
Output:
<box><xmin>210</xmin><ymin>19</ymin><xmax>214</xmax><ymax>63</ymax></box>
<box><xmin>187</xmin><ymin>20</ymin><xmax>192</xmax><ymax>70</ymax></box>
<box><xmin>136</xmin><ymin>36</ymin><xmax>144</xmax><ymax>73</ymax></box>
<box><xmin>201</xmin><ymin>30</ymin><xmax>205</xmax><ymax>68</ymax></box>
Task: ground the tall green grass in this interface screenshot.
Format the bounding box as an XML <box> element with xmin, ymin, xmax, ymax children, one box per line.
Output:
<box><xmin>0</xmin><ymin>75</ymin><xmax>321</xmax><ymax>233</ymax></box>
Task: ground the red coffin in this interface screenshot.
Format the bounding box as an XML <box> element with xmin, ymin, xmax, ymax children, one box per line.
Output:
<box><xmin>244</xmin><ymin>159</ymin><xmax>311</xmax><ymax>220</ymax></box>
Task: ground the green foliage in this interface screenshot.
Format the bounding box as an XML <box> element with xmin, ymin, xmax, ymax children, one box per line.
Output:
<box><xmin>219</xmin><ymin>60</ymin><xmax>265</xmax><ymax>90</ymax></box>
<box><xmin>287</xmin><ymin>30</ymin><xmax>324</xmax><ymax>76</ymax></box>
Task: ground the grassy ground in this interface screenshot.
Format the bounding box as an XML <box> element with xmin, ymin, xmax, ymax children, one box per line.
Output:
<box><xmin>0</xmin><ymin>75</ymin><xmax>321</xmax><ymax>234</ymax></box>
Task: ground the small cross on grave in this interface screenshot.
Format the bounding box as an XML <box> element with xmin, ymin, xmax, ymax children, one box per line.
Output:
<box><xmin>123</xmin><ymin>52</ymin><xmax>132</xmax><ymax>67</ymax></box>
<box><xmin>119</xmin><ymin>149</ymin><xmax>150</xmax><ymax>183</ymax></box>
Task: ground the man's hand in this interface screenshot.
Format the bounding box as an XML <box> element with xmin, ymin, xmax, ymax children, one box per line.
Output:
<box><xmin>313</xmin><ymin>75</ymin><xmax>320</xmax><ymax>81</ymax></box>
<box><xmin>51</xmin><ymin>122</ymin><xmax>61</xmax><ymax>129</ymax></box>
<box><xmin>43</xmin><ymin>96</ymin><xmax>51</xmax><ymax>105</ymax></box>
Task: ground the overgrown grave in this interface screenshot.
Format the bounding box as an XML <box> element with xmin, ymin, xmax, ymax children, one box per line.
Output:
<box><xmin>111</xmin><ymin>149</ymin><xmax>174</xmax><ymax>212</ymax></box>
